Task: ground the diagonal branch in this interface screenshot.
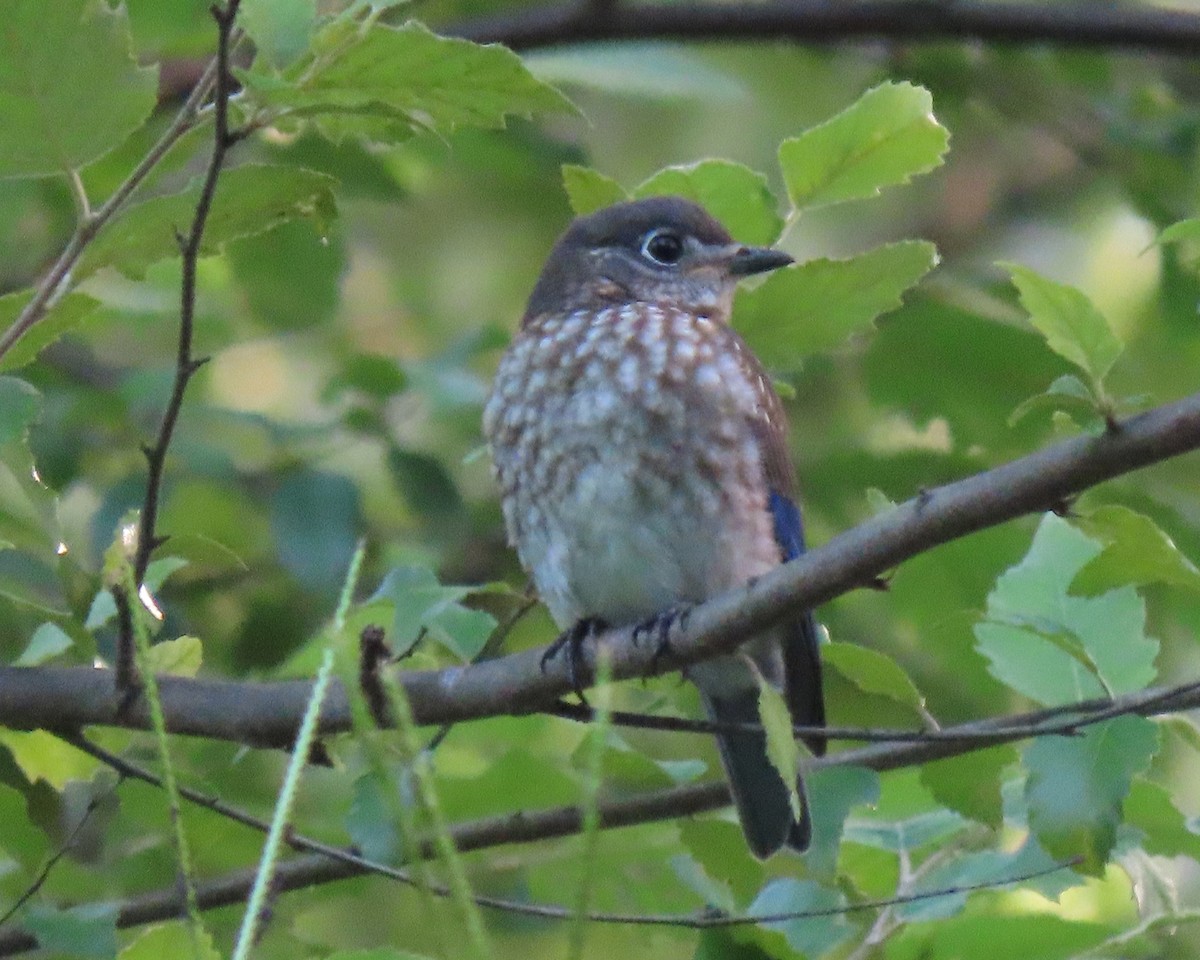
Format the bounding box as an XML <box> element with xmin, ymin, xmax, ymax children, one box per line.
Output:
<box><xmin>1</xmin><ymin>388</ymin><xmax>1197</xmax><ymax>743</ymax></box>
<box><xmin>446</xmin><ymin>0</ymin><xmax>1200</xmax><ymax>54</ymax></box>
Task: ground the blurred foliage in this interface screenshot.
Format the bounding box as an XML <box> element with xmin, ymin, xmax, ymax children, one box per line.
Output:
<box><xmin>2</xmin><ymin>0</ymin><xmax>1200</xmax><ymax>958</ymax></box>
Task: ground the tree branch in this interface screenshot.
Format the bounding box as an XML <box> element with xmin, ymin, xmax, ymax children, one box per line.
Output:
<box><xmin>1</xmin><ymin>389</ymin><xmax>1198</xmax><ymax>743</ymax></box>
<box><xmin>446</xmin><ymin>0</ymin><xmax>1200</xmax><ymax>54</ymax></box>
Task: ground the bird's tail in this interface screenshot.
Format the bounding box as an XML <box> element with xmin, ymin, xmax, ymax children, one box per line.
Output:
<box><xmin>702</xmin><ymin>691</ymin><xmax>810</xmax><ymax>858</ymax></box>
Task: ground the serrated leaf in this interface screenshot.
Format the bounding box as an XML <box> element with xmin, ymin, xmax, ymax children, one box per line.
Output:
<box><xmin>753</xmin><ymin>669</ymin><xmax>803</xmax><ymax>821</ymax></box>
<box><xmin>823</xmin><ymin>641</ymin><xmax>926</xmax><ymax>716</ymax></box>
<box><xmin>635</xmin><ymin>160</ymin><xmax>783</xmax><ymax>245</ymax></box>
<box><xmin>79</xmin><ymin>165</ymin><xmax>338</xmax><ymax>280</ymax></box>
<box><xmin>0</xmin><ymin>291</ymin><xmax>101</xmax><ymax>373</ymax></box>
<box><xmin>678</xmin><ymin>819</ymin><xmax>764</xmax><ymax>903</ymax></box>
<box><xmin>243</xmin><ymin>0</ymin><xmax>317</xmax><ymax>71</ymax></box>
<box><xmin>1071</xmin><ymin>505</ymin><xmax>1200</xmax><ymax>596</ymax></box>
<box><xmin>1008</xmin><ymin>374</ymin><xmax>1099</xmax><ymax>427</ymax></box>
<box><xmin>1024</xmin><ymin>715</ymin><xmax>1158</xmax><ymax>875</ymax></box>
<box><xmin>373</xmin><ymin>565</ymin><xmax>496</xmax><ymax>661</ymax></box>
<box><xmin>14</xmin><ymin>621</ymin><xmax>74</xmax><ymax>666</ymax></box>
<box><xmin>1005</xmin><ymin>263</ymin><xmax>1123</xmax><ymax>389</ymax></box>
<box><xmin>0</xmin><ymin>730</ymin><xmax>98</xmax><ymax>790</ymax></box>
<box><xmin>0</xmin><ymin>0</ymin><xmax>158</xmax><ymax>178</ymax></box>
<box><xmin>734</xmin><ymin>241</ymin><xmax>936</xmax><ymax>369</ymax></box>
<box><xmin>0</xmin><ymin>376</ymin><xmax>40</xmax><ymax>445</ymax></box>
<box><xmin>1124</xmin><ymin>777</ymin><xmax>1200</xmax><ymax>861</ymax></box>
<box><xmin>239</xmin><ymin>20</ymin><xmax>575</xmax><ymax>144</ymax></box>
<box><xmin>778</xmin><ymin>82</ymin><xmax>949</xmax><ymax>212</ymax></box>
<box><xmin>143</xmin><ymin>635</ymin><xmax>202</xmax><ymax>677</ymax></box>
<box><xmin>974</xmin><ymin>514</ymin><xmax>1158</xmax><ymax>705</ymax></box>
<box><xmin>920</xmin><ymin>745</ymin><xmax>1018</xmax><ymax>829</ymax></box>
<box><xmin>561</xmin><ymin>164</ymin><xmax>628</xmax><ymax>215</ymax></box>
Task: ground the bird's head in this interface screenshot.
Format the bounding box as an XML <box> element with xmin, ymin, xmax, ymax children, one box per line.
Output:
<box><xmin>522</xmin><ymin>196</ymin><xmax>792</xmax><ymax>325</ymax></box>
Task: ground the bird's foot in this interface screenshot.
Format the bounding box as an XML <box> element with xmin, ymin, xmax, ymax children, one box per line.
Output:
<box><xmin>633</xmin><ymin>604</ymin><xmax>692</xmax><ymax>676</ymax></box>
<box><xmin>541</xmin><ymin>617</ymin><xmax>608</xmax><ymax>703</ymax></box>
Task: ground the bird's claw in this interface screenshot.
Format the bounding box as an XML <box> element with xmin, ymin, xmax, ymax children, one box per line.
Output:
<box><xmin>633</xmin><ymin>604</ymin><xmax>691</xmax><ymax>676</ymax></box>
<box><xmin>541</xmin><ymin>617</ymin><xmax>607</xmax><ymax>703</ymax></box>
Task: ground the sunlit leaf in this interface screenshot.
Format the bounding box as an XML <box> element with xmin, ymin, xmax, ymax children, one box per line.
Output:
<box><xmin>778</xmin><ymin>82</ymin><xmax>949</xmax><ymax>211</ymax></box>
<box><xmin>14</xmin><ymin>621</ymin><xmax>74</xmax><ymax>666</ymax></box>
<box><xmin>734</xmin><ymin>240</ymin><xmax>937</xmax><ymax>369</ymax></box>
<box><xmin>636</xmin><ymin>160</ymin><xmax>783</xmax><ymax>245</ymax></box>
<box><xmin>823</xmin><ymin>641</ymin><xmax>926</xmax><ymax>716</ymax></box>
<box><xmin>1005</xmin><ymin>263</ymin><xmax>1123</xmax><ymax>389</ymax></box>
<box><xmin>144</xmin><ymin>635</ymin><xmax>203</xmax><ymax>677</ymax></box>
<box><xmin>0</xmin><ymin>292</ymin><xmax>101</xmax><ymax>373</ymax></box>
<box><xmin>1071</xmin><ymin>505</ymin><xmax>1200</xmax><ymax>596</ymax></box>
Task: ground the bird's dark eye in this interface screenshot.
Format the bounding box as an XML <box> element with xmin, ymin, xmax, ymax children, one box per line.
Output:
<box><xmin>641</xmin><ymin>229</ymin><xmax>685</xmax><ymax>266</ymax></box>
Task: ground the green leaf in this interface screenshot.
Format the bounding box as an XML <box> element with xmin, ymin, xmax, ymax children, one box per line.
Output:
<box><xmin>888</xmin><ymin>914</ymin><xmax>1111</xmax><ymax>960</ymax></box>
<box><xmin>0</xmin><ymin>783</ymin><xmax>48</xmax><ymax>868</ymax></box>
<box><xmin>823</xmin><ymin>641</ymin><xmax>926</xmax><ymax>717</ymax></box>
<box><xmin>118</xmin><ymin>922</ymin><xmax>221</xmax><ymax>960</ymax></box>
<box><xmin>22</xmin><ymin>903</ymin><xmax>117</xmax><ymax>959</ymax></box>
<box><xmin>733</xmin><ymin>241</ymin><xmax>937</xmax><ymax>369</ymax></box>
<box><xmin>561</xmin><ymin>164</ymin><xmax>628</xmax><ymax>215</ymax></box>
<box><xmin>974</xmin><ymin>514</ymin><xmax>1158</xmax><ymax>705</ymax></box>
<box><xmin>85</xmin><ymin>557</ymin><xmax>189</xmax><ymax>630</ymax></box>
<box><xmin>0</xmin><ymin>291</ymin><xmax>101</xmax><ymax>373</ymax></box>
<box><xmin>79</xmin><ymin>164</ymin><xmax>338</xmax><ymax>280</ymax></box>
<box><xmin>1071</xmin><ymin>505</ymin><xmax>1200</xmax><ymax>596</ymax></box>
<box><xmin>144</xmin><ymin>635</ymin><xmax>203</xmax><ymax>677</ymax></box>
<box><xmin>1024</xmin><ymin>716</ymin><xmax>1158</xmax><ymax>875</ymax></box>
<box><xmin>1005</xmin><ymin>263</ymin><xmax>1124</xmax><ymax>389</ymax></box>
<box><xmin>749</xmin><ymin>879</ymin><xmax>856</xmax><ymax>958</ymax></box>
<box><xmin>678</xmin><ymin>819</ymin><xmax>764</xmax><ymax>904</ymax></box>
<box><xmin>803</xmin><ymin>765</ymin><xmax>879</xmax><ymax>881</ymax></box>
<box><xmin>635</xmin><ymin>160</ymin><xmax>783</xmax><ymax>245</ymax></box>
<box><xmin>0</xmin><ymin>730</ymin><xmax>98</xmax><ymax>790</ymax></box>
<box><xmin>1124</xmin><ymin>777</ymin><xmax>1200</xmax><ymax>861</ymax></box>
<box><xmin>14</xmin><ymin>621</ymin><xmax>74</xmax><ymax>666</ymax></box>
<box><xmin>0</xmin><ymin>0</ymin><xmax>157</xmax><ymax>178</ymax></box>
<box><xmin>0</xmin><ymin>376</ymin><xmax>40</xmax><ymax>445</ymax></box>
<box><xmin>346</xmin><ymin>770</ymin><xmax>402</xmax><ymax>864</ymax></box>
<box><xmin>372</xmin><ymin>566</ymin><xmax>496</xmax><ymax>661</ymax></box>
<box><xmin>228</xmin><ymin>219</ymin><xmax>347</xmax><ymax>330</ymax></box>
<box><xmin>321</xmin><ymin>950</ymin><xmax>439</xmax><ymax>960</ymax></box>
<box><xmin>919</xmin><ymin>745</ymin><xmax>1018</xmax><ymax>829</ymax></box>
<box><xmin>238</xmin><ymin>20</ymin><xmax>575</xmax><ymax>143</ymax></box>
<box><xmin>1155</xmin><ymin>218</ymin><xmax>1200</xmax><ymax>247</ymax></box>
<box><xmin>242</xmin><ymin>0</ymin><xmax>317</xmax><ymax>71</ymax></box>
<box><xmin>1008</xmin><ymin>374</ymin><xmax>1100</xmax><ymax>428</ymax></box>
<box><xmin>754</xmin><ymin>670</ymin><xmax>803</xmax><ymax>821</ymax></box>
<box><xmin>271</xmin><ymin>469</ymin><xmax>361</xmax><ymax>592</ymax></box>
<box><xmin>778</xmin><ymin>81</ymin><xmax>949</xmax><ymax>212</ymax></box>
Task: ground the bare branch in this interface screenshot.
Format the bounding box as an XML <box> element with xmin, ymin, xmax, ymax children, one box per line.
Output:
<box><xmin>446</xmin><ymin>0</ymin><xmax>1200</xmax><ymax>54</ymax></box>
<box><xmin>1</xmin><ymin>388</ymin><xmax>1197</xmax><ymax>742</ymax></box>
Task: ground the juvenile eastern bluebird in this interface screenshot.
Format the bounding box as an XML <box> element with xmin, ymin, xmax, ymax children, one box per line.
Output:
<box><xmin>483</xmin><ymin>196</ymin><xmax>826</xmax><ymax>858</ymax></box>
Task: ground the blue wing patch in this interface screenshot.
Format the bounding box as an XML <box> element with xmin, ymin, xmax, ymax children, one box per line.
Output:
<box><xmin>768</xmin><ymin>489</ymin><xmax>806</xmax><ymax>562</ymax></box>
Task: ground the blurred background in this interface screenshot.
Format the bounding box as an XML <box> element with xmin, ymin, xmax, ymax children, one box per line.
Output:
<box><xmin>3</xmin><ymin>1</ymin><xmax>1200</xmax><ymax>956</ymax></box>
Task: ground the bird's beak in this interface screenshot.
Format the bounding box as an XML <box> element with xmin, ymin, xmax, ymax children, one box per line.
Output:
<box><xmin>726</xmin><ymin>245</ymin><xmax>794</xmax><ymax>277</ymax></box>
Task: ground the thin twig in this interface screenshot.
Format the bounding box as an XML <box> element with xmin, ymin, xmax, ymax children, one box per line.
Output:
<box><xmin>0</xmin><ymin>778</ymin><xmax>119</xmax><ymax>931</ymax></box>
<box><xmin>447</xmin><ymin>0</ymin><xmax>1200</xmax><ymax>54</ymax></box>
<box><xmin>113</xmin><ymin>0</ymin><xmax>244</xmax><ymax>686</ymax></box>
<box><xmin>58</xmin><ymin>732</ymin><xmax>1078</xmax><ymax>945</ymax></box>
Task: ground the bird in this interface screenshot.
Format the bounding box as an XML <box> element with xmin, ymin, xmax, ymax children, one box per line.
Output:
<box><xmin>482</xmin><ymin>195</ymin><xmax>826</xmax><ymax>858</ymax></box>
